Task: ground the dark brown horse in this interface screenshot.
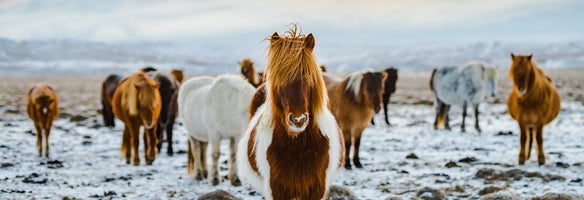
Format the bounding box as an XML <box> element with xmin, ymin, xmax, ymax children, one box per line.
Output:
<box><xmin>238</xmin><ymin>28</ymin><xmax>344</xmax><ymax>199</ymax></box>
<box><xmin>101</xmin><ymin>74</ymin><xmax>122</xmax><ymax>127</ymax></box>
<box><xmin>152</xmin><ymin>72</ymin><xmax>180</xmax><ymax>156</ymax></box>
<box><xmin>325</xmin><ymin>70</ymin><xmax>387</xmax><ymax>169</ymax></box>
<box><xmin>507</xmin><ymin>54</ymin><xmax>560</xmax><ymax>165</ymax></box>
<box><xmin>27</xmin><ymin>84</ymin><xmax>59</xmax><ymax>157</ymax></box>
<box><xmin>112</xmin><ymin>71</ymin><xmax>162</xmax><ymax>165</ymax></box>
<box><xmin>371</xmin><ymin>67</ymin><xmax>398</xmax><ymax>125</ymax></box>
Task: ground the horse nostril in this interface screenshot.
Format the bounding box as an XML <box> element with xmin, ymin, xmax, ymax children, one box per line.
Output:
<box><xmin>288</xmin><ymin>113</ymin><xmax>294</xmax><ymax>123</ymax></box>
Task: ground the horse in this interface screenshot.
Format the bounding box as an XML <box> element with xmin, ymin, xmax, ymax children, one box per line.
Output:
<box><xmin>430</xmin><ymin>62</ymin><xmax>497</xmax><ymax>132</ymax></box>
<box><xmin>101</xmin><ymin>74</ymin><xmax>122</xmax><ymax>127</ymax></box>
<box><xmin>319</xmin><ymin>64</ymin><xmax>327</xmax><ymax>72</ymax></box>
<box><xmin>112</xmin><ymin>71</ymin><xmax>162</xmax><ymax>165</ymax></box>
<box><xmin>237</xmin><ymin>28</ymin><xmax>344</xmax><ymax>199</ymax></box>
<box><xmin>507</xmin><ymin>54</ymin><xmax>560</xmax><ymax>165</ymax></box>
<box><xmin>170</xmin><ymin>69</ymin><xmax>184</xmax><ymax>84</ymax></box>
<box><xmin>325</xmin><ymin>70</ymin><xmax>387</xmax><ymax>169</ymax></box>
<box><xmin>371</xmin><ymin>67</ymin><xmax>398</xmax><ymax>125</ymax></box>
<box><xmin>178</xmin><ymin>74</ymin><xmax>254</xmax><ymax>186</ymax></box>
<box><xmin>151</xmin><ymin>72</ymin><xmax>180</xmax><ymax>156</ymax></box>
<box><xmin>239</xmin><ymin>58</ymin><xmax>263</xmax><ymax>88</ymax></box>
<box><xmin>27</xmin><ymin>84</ymin><xmax>59</xmax><ymax>157</ymax></box>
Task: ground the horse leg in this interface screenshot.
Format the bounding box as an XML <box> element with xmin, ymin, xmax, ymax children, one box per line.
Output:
<box><xmin>229</xmin><ymin>137</ymin><xmax>241</xmax><ymax>186</ymax></box>
<box><xmin>144</xmin><ymin>126</ymin><xmax>157</xmax><ymax>165</ymax></box>
<box><xmin>383</xmin><ymin>94</ymin><xmax>391</xmax><ymax>125</ymax></box>
<box><xmin>526</xmin><ymin>127</ymin><xmax>533</xmax><ymax>160</ymax></box>
<box><xmin>209</xmin><ymin>138</ymin><xmax>221</xmax><ymax>186</ymax></box>
<box><xmin>35</xmin><ymin>123</ymin><xmax>42</xmax><ymax>157</ymax></box>
<box><xmin>370</xmin><ymin>117</ymin><xmax>375</xmax><ymax>125</ymax></box>
<box><xmin>156</xmin><ymin>123</ymin><xmax>164</xmax><ymax>154</ymax></box>
<box><xmin>186</xmin><ymin>138</ymin><xmax>194</xmax><ymax>175</ymax></box>
<box><xmin>518</xmin><ymin>124</ymin><xmax>527</xmax><ymax>165</ymax></box>
<box><xmin>201</xmin><ymin>141</ymin><xmax>209</xmax><ymax>178</ymax></box>
<box><xmin>129</xmin><ymin>123</ymin><xmax>140</xmax><ymax>165</ymax></box>
<box><xmin>192</xmin><ymin>138</ymin><xmax>204</xmax><ymax>180</ymax></box>
<box><xmin>535</xmin><ymin>125</ymin><xmax>545</xmax><ymax>165</ymax></box>
<box><xmin>166</xmin><ymin>119</ymin><xmax>175</xmax><ymax>156</ymax></box>
<box><xmin>353</xmin><ymin>127</ymin><xmax>366</xmax><ymax>168</ymax></box>
<box><xmin>444</xmin><ymin>104</ymin><xmax>452</xmax><ymax>130</ymax></box>
<box><xmin>434</xmin><ymin>99</ymin><xmax>444</xmax><ymax>129</ymax></box>
<box><xmin>474</xmin><ymin>104</ymin><xmax>481</xmax><ymax>132</ymax></box>
<box><xmin>44</xmin><ymin>121</ymin><xmax>53</xmax><ymax>158</ymax></box>
<box><xmin>461</xmin><ymin>101</ymin><xmax>467</xmax><ymax>132</ymax></box>
<box><xmin>343</xmin><ymin>129</ymin><xmax>353</xmax><ymax>170</ymax></box>
<box><xmin>122</xmin><ymin>125</ymin><xmax>131</xmax><ymax>164</ymax></box>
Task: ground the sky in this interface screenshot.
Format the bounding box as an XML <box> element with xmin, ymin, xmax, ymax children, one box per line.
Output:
<box><xmin>0</xmin><ymin>0</ymin><xmax>583</xmax><ymax>45</ymax></box>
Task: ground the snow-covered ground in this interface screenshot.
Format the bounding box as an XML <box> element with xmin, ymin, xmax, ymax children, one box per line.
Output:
<box><xmin>1</xmin><ymin>98</ymin><xmax>583</xmax><ymax>199</ymax></box>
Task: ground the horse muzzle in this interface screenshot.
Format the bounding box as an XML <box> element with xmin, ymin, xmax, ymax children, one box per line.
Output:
<box><xmin>144</xmin><ymin>121</ymin><xmax>156</xmax><ymax>129</ymax></box>
<box><xmin>287</xmin><ymin>113</ymin><xmax>309</xmax><ymax>133</ymax></box>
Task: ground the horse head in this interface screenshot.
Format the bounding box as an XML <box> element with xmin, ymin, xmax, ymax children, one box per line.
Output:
<box><xmin>266</xmin><ymin>29</ymin><xmax>326</xmax><ymax>136</ymax></box>
<box><xmin>384</xmin><ymin>68</ymin><xmax>398</xmax><ymax>94</ymax></box>
<box><xmin>133</xmin><ymin>72</ymin><xmax>162</xmax><ymax>130</ymax></box>
<box><xmin>510</xmin><ymin>54</ymin><xmax>534</xmax><ymax>96</ymax></box>
<box><xmin>240</xmin><ymin>58</ymin><xmax>259</xmax><ymax>86</ymax></box>
<box><xmin>362</xmin><ymin>71</ymin><xmax>387</xmax><ymax>113</ymax></box>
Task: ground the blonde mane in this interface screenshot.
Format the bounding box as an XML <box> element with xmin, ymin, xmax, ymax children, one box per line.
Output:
<box><xmin>121</xmin><ymin>71</ymin><xmax>159</xmax><ymax>116</ymax></box>
<box><xmin>265</xmin><ymin>26</ymin><xmax>327</xmax><ymax>115</ymax></box>
<box><xmin>509</xmin><ymin>55</ymin><xmax>550</xmax><ymax>103</ymax></box>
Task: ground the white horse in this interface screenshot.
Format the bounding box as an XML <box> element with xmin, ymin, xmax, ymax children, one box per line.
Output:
<box><xmin>430</xmin><ymin>62</ymin><xmax>497</xmax><ymax>132</ymax></box>
<box><xmin>178</xmin><ymin>74</ymin><xmax>255</xmax><ymax>186</ymax></box>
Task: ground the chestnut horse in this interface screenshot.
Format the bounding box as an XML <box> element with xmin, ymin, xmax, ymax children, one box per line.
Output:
<box><xmin>237</xmin><ymin>28</ymin><xmax>344</xmax><ymax>199</ymax></box>
<box><xmin>101</xmin><ymin>74</ymin><xmax>122</xmax><ymax>127</ymax></box>
<box><xmin>507</xmin><ymin>54</ymin><xmax>560</xmax><ymax>165</ymax></box>
<box><xmin>152</xmin><ymin>72</ymin><xmax>180</xmax><ymax>156</ymax></box>
<box><xmin>325</xmin><ymin>70</ymin><xmax>387</xmax><ymax>169</ymax></box>
<box><xmin>239</xmin><ymin>58</ymin><xmax>263</xmax><ymax>88</ymax></box>
<box><xmin>112</xmin><ymin>71</ymin><xmax>162</xmax><ymax>165</ymax></box>
<box><xmin>27</xmin><ymin>84</ymin><xmax>59</xmax><ymax>157</ymax></box>
<box><xmin>371</xmin><ymin>67</ymin><xmax>398</xmax><ymax>125</ymax></box>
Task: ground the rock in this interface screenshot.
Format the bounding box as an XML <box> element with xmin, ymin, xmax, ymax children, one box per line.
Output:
<box><xmin>479</xmin><ymin>186</ymin><xmax>503</xmax><ymax>196</ymax></box>
<box><xmin>445</xmin><ymin>161</ymin><xmax>460</xmax><ymax>168</ymax></box>
<box><xmin>198</xmin><ymin>190</ymin><xmax>241</xmax><ymax>200</ymax></box>
<box><xmin>479</xmin><ymin>191</ymin><xmax>522</xmax><ymax>200</ymax></box>
<box><xmin>459</xmin><ymin>157</ymin><xmax>478</xmax><ymax>163</ymax></box>
<box><xmin>416</xmin><ymin>187</ymin><xmax>445</xmax><ymax>200</ymax></box>
<box><xmin>555</xmin><ymin>162</ymin><xmax>570</xmax><ymax>168</ymax></box>
<box><xmin>385</xmin><ymin>197</ymin><xmax>403</xmax><ymax>200</ymax></box>
<box><xmin>328</xmin><ymin>185</ymin><xmax>358</xmax><ymax>200</ymax></box>
<box><xmin>406</xmin><ymin>153</ymin><xmax>419</xmax><ymax>159</ymax></box>
<box><xmin>531</xmin><ymin>193</ymin><xmax>584</xmax><ymax>200</ymax></box>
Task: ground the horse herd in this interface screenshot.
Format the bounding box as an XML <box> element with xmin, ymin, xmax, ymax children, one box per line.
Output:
<box><xmin>25</xmin><ymin>27</ymin><xmax>561</xmax><ymax>199</ymax></box>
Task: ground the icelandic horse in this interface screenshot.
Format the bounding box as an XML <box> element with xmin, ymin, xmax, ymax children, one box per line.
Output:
<box><xmin>371</xmin><ymin>67</ymin><xmax>398</xmax><ymax>125</ymax></box>
<box><xmin>324</xmin><ymin>70</ymin><xmax>387</xmax><ymax>169</ymax></box>
<box><xmin>507</xmin><ymin>54</ymin><xmax>560</xmax><ymax>165</ymax></box>
<box><xmin>27</xmin><ymin>84</ymin><xmax>59</xmax><ymax>157</ymax></box>
<box><xmin>239</xmin><ymin>58</ymin><xmax>263</xmax><ymax>88</ymax></box>
<box><xmin>101</xmin><ymin>74</ymin><xmax>122</xmax><ymax>127</ymax></box>
<box><xmin>112</xmin><ymin>71</ymin><xmax>162</xmax><ymax>165</ymax></box>
<box><xmin>178</xmin><ymin>74</ymin><xmax>254</xmax><ymax>186</ymax></box>
<box><xmin>151</xmin><ymin>72</ymin><xmax>180</xmax><ymax>156</ymax></box>
<box><xmin>237</xmin><ymin>27</ymin><xmax>344</xmax><ymax>199</ymax></box>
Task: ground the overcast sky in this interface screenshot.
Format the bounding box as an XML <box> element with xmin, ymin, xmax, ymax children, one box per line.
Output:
<box><xmin>0</xmin><ymin>0</ymin><xmax>582</xmax><ymax>45</ymax></box>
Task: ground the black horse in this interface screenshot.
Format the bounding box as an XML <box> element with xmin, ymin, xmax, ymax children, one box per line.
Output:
<box><xmin>372</xmin><ymin>67</ymin><xmax>398</xmax><ymax>125</ymax></box>
<box><xmin>101</xmin><ymin>74</ymin><xmax>122</xmax><ymax>127</ymax></box>
<box><xmin>151</xmin><ymin>72</ymin><xmax>180</xmax><ymax>156</ymax></box>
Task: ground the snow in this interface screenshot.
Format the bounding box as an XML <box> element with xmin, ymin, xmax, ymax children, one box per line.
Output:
<box><xmin>1</xmin><ymin>100</ymin><xmax>583</xmax><ymax>199</ymax></box>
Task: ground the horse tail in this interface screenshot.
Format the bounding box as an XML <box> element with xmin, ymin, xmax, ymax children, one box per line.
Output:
<box><xmin>527</xmin><ymin>127</ymin><xmax>534</xmax><ymax>159</ymax></box>
<box><xmin>430</xmin><ymin>68</ymin><xmax>437</xmax><ymax>91</ymax></box>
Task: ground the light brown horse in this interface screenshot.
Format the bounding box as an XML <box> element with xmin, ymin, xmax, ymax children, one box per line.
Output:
<box><xmin>325</xmin><ymin>70</ymin><xmax>387</xmax><ymax>169</ymax></box>
<box><xmin>170</xmin><ymin>69</ymin><xmax>184</xmax><ymax>84</ymax></box>
<box><xmin>507</xmin><ymin>54</ymin><xmax>560</xmax><ymax>165</ymax></box>
<box><xmin>238</xmin><ymin>27</ymin><xmax>344</xmax><ymax>199</ymax></box>
<box><xmin>27</xmin><ymin>84</ymin><xmax>59</xmax><ymax>157</ymax></box>
<box><xmin>112</xmin><ymin>71</ymin><xmax>162</xmax><ymax>165</ymax></box>
<box><xmin>239</xmin><ymin>58</ymin><xmax>263</xmax><ymax>87</ymax></box>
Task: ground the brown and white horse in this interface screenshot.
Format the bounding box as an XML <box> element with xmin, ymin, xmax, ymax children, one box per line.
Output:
<box><xmin>238</xmin><ymin>28</ymin><xmax>344</xmax><ymax>199</ymax></box>
<box><xmin>27</xmin><ymin>84</ymin><xmax>59</xmax><ymax>157</ymax></box>
<box><xmin>112</xmin><ymin>71</ymin><xmax>162</xmax><ymax>165</ymax></box>
<box><xmin>507</xmin><ymin>54</ymin><xmax>560</xmax><ymax>165</ymax></box>
<box><xmin>325</xmin><ymin>70</ymin><xmax>387</xmax><ymax>169</ymax></box>
<box><xmin>239</xmin><ymin>58</ymin><xmax>263</xmax><ymax>88</ymax></box>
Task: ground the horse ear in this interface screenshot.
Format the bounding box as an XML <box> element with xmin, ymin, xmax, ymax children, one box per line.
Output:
<box><xmin>510</xmin><ymin>53</ymin><xmax>515</xmax><ymax>60</ymax></box>
<box><xmin>305</xmin><ymin>33</ymin><xmax>315</xmax><ymax>50</ymax></box>
<box><xmin>271</xmin><ymin>32</ymin><xmax>280</xmax><ymax>42</ymax></box>
<box><xmin>527</xmin><ymin>54</ymin><xmax>533</xmax><ymax>61</ymax></box>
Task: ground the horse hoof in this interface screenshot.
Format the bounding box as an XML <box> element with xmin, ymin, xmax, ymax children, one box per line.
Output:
<box><xmin>344</xmin><ymin>164</ymin><xmax>352</xmax><ymax>170</ymax></box>
<box><xmin>231</xmin><ymin>178</ymin><xmax>242</xmax><ymax>186</ymax></box>
<box><xmin>167</xmin><ymin>151</ymin><xmax>174</xmax><ymax>156</ymax></box>
<box><xmin>132</xmin><ymin>162</ymin><xmax>140</xmax><ymax>166</ymax></box>
<box><xmin>126</xmin><ymin>160</ymin><xmax>131</xmax><ymax>164</ymax></box>
<box><xmin>195</xmin><ymin>173</ymin><xmax>204</xmax><ymax>181</ymax></box>
<box><xmin>354</xmin><ymin>161</ymin><xmax>363</xmax><ymax>168</ymax></box>
<box><xmin>211</xmin><ymin>177</ymin><xmax>220</xmax><ymax>186</ymax></box>
<box><xmin>518</xmin><ymin>161</ymin><xmax>525</xmax><ymax>165</ymax></box>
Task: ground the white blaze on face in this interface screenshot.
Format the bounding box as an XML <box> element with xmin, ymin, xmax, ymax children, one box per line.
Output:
<box><xmin>518</xmin><ymin>88</ymin><xmax>527</xmax><ymax>95</ymax></box>
<box><xmin>42</xmin><ymin>107</ymin><xmax>48</xmax><ymax>114</ymax></box>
